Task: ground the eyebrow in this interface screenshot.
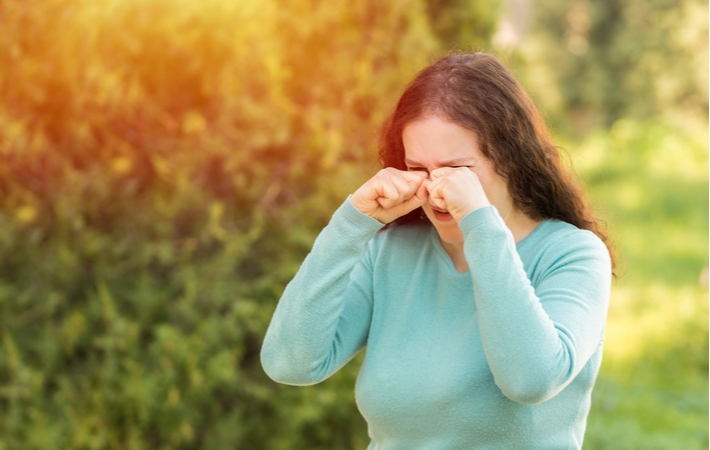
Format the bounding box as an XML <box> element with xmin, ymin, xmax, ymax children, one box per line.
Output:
<box><xmin>404</xmin><ymin>157</ymin><xmax>475</xmax><ymax>167</ymax></box>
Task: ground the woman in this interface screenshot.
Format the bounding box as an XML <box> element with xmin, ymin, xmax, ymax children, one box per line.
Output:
<box><xmin>261</xmin><ymin>52</ymin><xmax>614</xmax><ymax>449</ymax></box>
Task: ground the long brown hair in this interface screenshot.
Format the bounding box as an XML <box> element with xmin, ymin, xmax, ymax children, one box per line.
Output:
<box><xmin>379</xmin><ymin>52</ymin><xmax>616</xmax><ymax>271</ymax></box>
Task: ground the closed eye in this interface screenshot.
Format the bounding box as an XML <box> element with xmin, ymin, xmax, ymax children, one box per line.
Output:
<box><xmin>407</xmin><ymin>167</ymin><xmax>429</xmax><ymax>173</ymax></box>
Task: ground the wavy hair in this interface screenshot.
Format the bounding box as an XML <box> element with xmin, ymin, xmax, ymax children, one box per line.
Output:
<box><xmin>379</xmin><ymin>52</ymin><xmax>615</xmax><ymax>272</ymax></box>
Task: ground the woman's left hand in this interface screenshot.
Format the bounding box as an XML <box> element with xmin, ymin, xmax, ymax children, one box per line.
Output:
<box><xmin>426</xmin><ymin>167</ymin><xmax>490</xmax><ymax>222</ymax></box>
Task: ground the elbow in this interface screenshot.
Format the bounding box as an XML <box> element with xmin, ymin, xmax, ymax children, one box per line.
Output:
<box><xmin>260</xmin><ymin>353</ymin><xmax>290</xmax><ymax>385</ymax></box>
<box><xmin>260</xmin><ymin>346</ymin><xmax>321</xmax><ymax>386</ymax></box>
<box><xmin>496</xmin><ymin>377</ymin><xmax>565</xmax><ymax>405</ymax></box>
<box><xmin>494</xmin><ymin>345</ymin><xmax>578</xmax><ymax>404</ymax></box>
<box><xmin>500</xmin><ymin>387</ymin><xmax>556</xmax><ymax>405</ymax></box>
<box><xmin>260</xmin><ymin>355</ymin><xmax>315</xmax><ymax>386</ymax></box>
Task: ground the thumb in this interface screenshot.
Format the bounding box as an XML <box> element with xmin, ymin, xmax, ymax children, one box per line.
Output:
<box><xmin>393</xmin><ymin>180</ymin><xmax>428</xmax><ymax>216</ymax></box>
<box><xmin>400</xmin><ymin>170</ymin><xmax>428</xmax><ymax>187</ymax></box>
<box><xmin>414</xmin><ymin>179</ymin><xmax>430</xmax><ymax>204</ymax></box>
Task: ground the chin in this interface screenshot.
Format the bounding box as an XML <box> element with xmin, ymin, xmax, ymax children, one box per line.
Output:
<box><xmin>433</xmin><ymin>226</ymin><xmax>464</xmax><ymax>246</ymax></box>
<box><xmin>423</xmin><ymin>211</ymin><xmax>462</xmax><ymax>243</ymax></box>
<box><xmin>439</xmin><ymin>234</ymin><xmax>464</xmax><ymax>246</ymax></box>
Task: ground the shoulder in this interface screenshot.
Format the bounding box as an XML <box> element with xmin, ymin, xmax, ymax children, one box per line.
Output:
<box><xmin>525</xmin><ymin>219</ymin><xmax>607</xmax><ymax>254</ymax></box>
<box><xmin>521</xmin><ymin>219</ymin><xmax>611</xmax><ymax>283</ymax></box>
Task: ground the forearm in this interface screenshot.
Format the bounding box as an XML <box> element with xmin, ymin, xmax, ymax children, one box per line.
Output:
<box><xmin>260</xmin><ymin>198</ymin><xmax>383</xmax><ymax>385</ymax></box>
<box><xmin>460</xmin><ymin>207</ymin><xmax>611</xmax><ymax>403</ymax></box>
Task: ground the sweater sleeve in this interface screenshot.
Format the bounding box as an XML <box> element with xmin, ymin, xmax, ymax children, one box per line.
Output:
<box><xmin>459</xmin><ymin>206</ymin><xmax>612</xmax><ymax>404</ymax></box>
<box><xmin>260</xmin><ymin>197</ymin><xmax>384</xmax><ymax>386</ymax></box>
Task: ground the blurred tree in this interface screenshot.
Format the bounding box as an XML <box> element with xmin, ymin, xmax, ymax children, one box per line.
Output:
<box><xmin>507</xmin><ymin>0</ymin><xmax>708</xmax><ymax>134</ymax></box>
<box><xmin>0</xmin><ymin>0</ymin><xmax>502</xmax><ymax>448</ymax></box>
<box><xmin>4</xmin><ymin>0</ymin><xmax>704</xmax><ymax>448</ymax></box>
<box><xmin>424</xmin><ymin>0</ymin><xmax>501</xmax><ymax>49</ymax></box>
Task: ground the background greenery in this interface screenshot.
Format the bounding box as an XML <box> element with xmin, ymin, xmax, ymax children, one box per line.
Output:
<box><xmin>0</xmin><ymin>0</ymin><xmax>706</xmax><ymax>448</ymax></box>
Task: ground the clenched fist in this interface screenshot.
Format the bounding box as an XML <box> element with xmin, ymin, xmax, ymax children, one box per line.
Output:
<box><xmin>426</xmin><ymin>167</ymin><xmax>490</xmax><ymax>222</ymax></box>
<box><xmin>351</xmin><ymin>168</ymin><xmax>428</xmax><ymax>223</ymax></box>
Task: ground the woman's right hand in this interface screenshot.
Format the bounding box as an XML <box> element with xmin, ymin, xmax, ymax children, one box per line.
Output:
<box><xmin>351</xmin><ymin>168</ymin><xmax>429</xmax><ymax>223</ymax></box>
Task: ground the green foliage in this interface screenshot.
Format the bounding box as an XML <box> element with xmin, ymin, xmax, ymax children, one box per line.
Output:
<box><xmin>511</xmin><ymin>0</ymin><xmax>708</xmax><ymax>134</ymax></box>
<box><xmin>503</xmin><ymin>10</ymin><xmax>710</xmax><ymax>445</ymax></box>
<box><xmin>570</xmin><ymin>118</ymin><xmax>708</xmax><ymax>286</ymax></box>
<box><xmin>0</xmin><ymin>0</ymin><xmax>457</xmax><ymax>447</ymax></box>
<box><xmin>424</xmin><ymin>0</ymin><xmax>501</xmax><ymax>50</ymax></box>
<box><xmin>566</xmin><ymin>118</ymin><xmax>709</xmax><ymax>449</ymax></box>
<box><xmin>0</xmin><ymin>0</ymin><xmax>706</xmax><ymax>448</ymax></box>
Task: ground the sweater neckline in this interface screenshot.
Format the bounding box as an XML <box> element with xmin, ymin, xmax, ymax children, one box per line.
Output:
<box><xmin>427</xmin><ymin>218</ymin><xmax>556</xmax><ymax>274</ymax></box>
<box><xmin>515</xmin><ymin>219</ymin><xmax>557</xmax><ymax>252</ymax></box>
<box><xmin>428</xmin><ymin>227</ymin><xmax>472</xmax><ymax>276</ymax></box>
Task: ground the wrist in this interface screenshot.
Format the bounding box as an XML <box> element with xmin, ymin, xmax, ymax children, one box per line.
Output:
<box><xmin>453</xmin><ymin>199</ymin><xmax>490</xmax><ymax>223</ymax></box>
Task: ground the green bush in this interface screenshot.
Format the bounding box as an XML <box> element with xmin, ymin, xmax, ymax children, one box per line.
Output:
<box><xmin>0</xmin><ymin>0</ymin><xmax>498</xmax><ymax>448</ymax></box>
<box><xmin>1</xmin><ymin>0</ymin><xmax>706</xmax><ymax>448</ymax></box>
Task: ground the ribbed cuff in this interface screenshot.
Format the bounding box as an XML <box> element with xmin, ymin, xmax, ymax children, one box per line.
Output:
<box><xmin>335</xmin><ymin>196</ymin><xmax>387</xmax><ymax>232</ymax></box>
<box><xmin>458</xmin><ymin>205</ymin><xmax>504</xmax><ymax>236</ymax></box>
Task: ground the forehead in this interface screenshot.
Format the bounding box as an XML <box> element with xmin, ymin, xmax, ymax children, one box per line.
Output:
<box><xmin>402</xmin><ymin>116</ymin><xmax>482</xmax><ymax>165</ymax></box>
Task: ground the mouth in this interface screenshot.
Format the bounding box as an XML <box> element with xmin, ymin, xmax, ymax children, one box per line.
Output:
<box><xmin>431</xmin><ymin>208</ymin><xmax>454</xmax><ymax>222</ymax></box>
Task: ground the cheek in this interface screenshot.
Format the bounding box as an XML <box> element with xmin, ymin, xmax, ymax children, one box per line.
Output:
<box><xmin>470</xmin><ymin>168</ymin><xmax>491</xmax><ymax>191</ymax></box>
<box><xmin>474</xmin><ymin>169</ymin><xmax>507</xmax><ymax>200</ymax></box>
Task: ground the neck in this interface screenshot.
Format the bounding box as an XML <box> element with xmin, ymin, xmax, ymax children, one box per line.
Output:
<box><xmin>501</xmin><ymin>206</ymin><xmax>541</xmax><ymax>243</ymax></box>
<box><xmin>441</xmin><ymin>241</ymin><xmax>469</xmax><ymax>273</ymax></box>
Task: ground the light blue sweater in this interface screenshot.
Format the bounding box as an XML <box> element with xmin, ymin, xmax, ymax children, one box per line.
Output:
<box><xmin>261</xmin><ymin>198</ymin><xmax>612</xmax><ymax>449</ymax></box>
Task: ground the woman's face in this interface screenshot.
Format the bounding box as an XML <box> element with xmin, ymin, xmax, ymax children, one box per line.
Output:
<box><xmin>402</xmin><ymin>116</ymin><xmax>513</xmax><ymax>246</ymax></box>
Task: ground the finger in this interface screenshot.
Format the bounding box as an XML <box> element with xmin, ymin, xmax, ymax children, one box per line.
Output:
<box><xmin>402</xmin><ymin>177</ymin><xmax>430</xmax><ymax>208</ymax></box>
<box><xmin>425</xmin><ymin>175</ymin><xmax>446</xmax><ymax>196</ymax></box>
<box><xmin>388</xmin><ymin>181</ymin><xmax>429</xmax><ymax>217</ymax></box>
<box><xmin>375</xmin><ymin>177</ymin><xmax>400</xmax><ymax>209</ymax></box>
<box><xmin>399</xmin><ymin>169</ymin><xmax>428</xmax><ymax>186</ymax></box>
<box><xmin>390</xmin><ymin>170</ymin><xmax>423</xmax><ymax>199</ymax></box>
<box><xmin>429</xmin><ymin>166</ymin><xmax>455</xmax><ymax>181</ymax></box>
<box><xmin>426</xmin><ymin>178</ymin><xmax>448</xmax><ymax>210</ymax></box>
<box><xmin>377</xmin><ymin>169</ymin><xmax>424</xmax><ymax>208</ymax></box>
<box><xmin>429</xmin><ymin>194</ymin><xmax>447</xmax><ymax>210</ymax></box>
<box><xmin>414</xmin><ymin>179</ymin><xmax>430</xmax><ymax>203</ymax></box>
